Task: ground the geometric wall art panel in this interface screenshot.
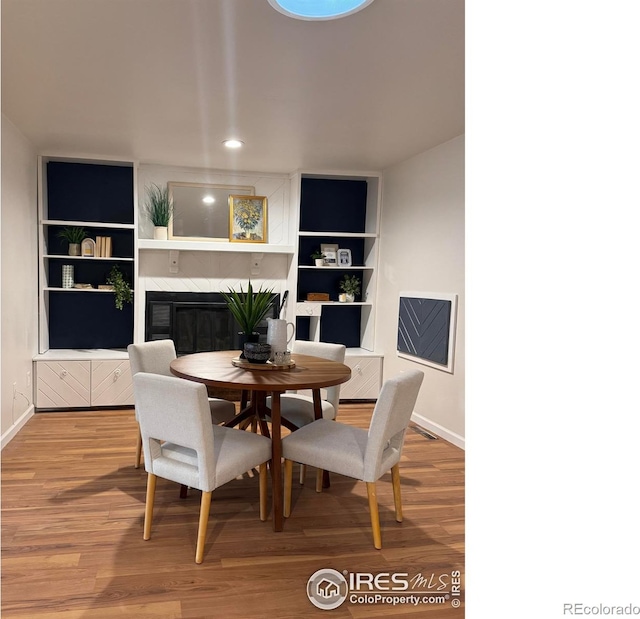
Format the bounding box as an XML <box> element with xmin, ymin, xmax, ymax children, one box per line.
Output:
<box><xmin>397</xmin><ymin>291</ymin><xmax>458</xmax><ymax>373</ymax></box>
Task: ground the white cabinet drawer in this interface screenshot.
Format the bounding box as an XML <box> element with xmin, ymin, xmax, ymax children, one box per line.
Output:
<box><xmin>340</xmin><ymin>355</ymin><xmax>382</xmax><ymax>400</ymax></box>
<box><xmin>36</xmin><ymin>361</ymin><xmax>91</xmax><ymax>408</ymax></box>
<box><xmin>91</xmin><ymin>360</ymin><xmax>134</xmax><ymax>406</ymax></box>
<box><xmin>296</xmin><ymin>302</ymin><xmax>323</xmax><ymax>317</ymax></box>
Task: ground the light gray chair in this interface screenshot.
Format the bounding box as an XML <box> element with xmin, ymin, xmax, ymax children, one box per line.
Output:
<box><xmin>128</xmin><ymin>340</ymin><xmax>237</xmax><ymax>468</ymax></box>
<box><xmin>266</xmin><ymin>340</ymin><xmax>346</xmax><ymax>483</ymax></box>
<box><xmin>133</xmin><ymin>373</ymin><xmax>272</xmax><ymax>564</ymax></box>
<box><xmin>282</xmin><ymin>369</ymin><xmax>424</xmax><ymax>549</ymax></box>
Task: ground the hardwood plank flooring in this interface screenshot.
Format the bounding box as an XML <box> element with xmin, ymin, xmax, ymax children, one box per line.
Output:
<box><xmin>1</xmin><ymin>404</ymin><xmax>464</xmax><ymax>618</ymax></box>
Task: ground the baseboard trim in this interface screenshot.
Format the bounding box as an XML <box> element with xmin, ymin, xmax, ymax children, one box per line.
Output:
<box><xmin>1</xmin><ymin>405</ymin><xmax>35</xmax><ymax>450</ymax></box>
<box><xmin>411</xmin><ymin>412</ymin><xmax>465</xmax><ymax>450</ymax></box>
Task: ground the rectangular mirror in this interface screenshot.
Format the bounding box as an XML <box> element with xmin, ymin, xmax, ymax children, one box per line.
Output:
<box><xmin>168</xmin><ymin>182</ymin><xmax>255</xmax><ymax>241</ymax></box>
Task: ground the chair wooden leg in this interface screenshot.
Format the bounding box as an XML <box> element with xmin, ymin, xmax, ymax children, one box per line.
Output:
<box><xmin>143</xmin><ymin>473</ymin><xmax>156</xmax><ymax>540</ymax></box>
<box><xmin>195</xmin><ymin>490</ymin><xmax>212</xmax><ymax>564</ymax></box>
<box><xmin>135</xmin><ymin>428</ymin><xmax>143</xmax><ymax>469</ymax></box>
<box><xmin>299</xmin><ymin>463</ymin><xmax>306</xmax><ymax>485</ymax></box>
<box><xmin>284</xmin><ymin>460</ymin><xmax>293</xmax><ymax>518</ymax></box>
<box><xmin>391</xmin><ymin>464</ymin><xmax>403</xmax><ymax>523</ymax></box>
<box><xmin>259</xmin><ymin>462</ymin><xmax>268</xmax><ymax>521</ymax></box>
<box><xmin>366</xmin><ymin>481</ymin><xmax>382</xmax><ymax>550</ymax></box>
<box><xmin>316</xmin><ymin>468</ymin><xmax>324</xmax><ymax>493</ymax></box>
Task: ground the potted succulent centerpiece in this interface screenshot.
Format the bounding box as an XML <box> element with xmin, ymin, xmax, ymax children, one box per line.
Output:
<box><xmin>58</xmin><ymin>226</ymin><xmax>86</xmax><ymax>256</ymax></box>
<box><xmin>221</xmin><ymin>281</ymin><xmax>277</xmax><ymax>359</ymax></box>
<box><xmin>144</xmin><ymin>183</ymin><xmax>174</xmax><ymax>240</ymax></box>
<box><xmin>339</xmin><ymin>274</ymin><xmax>361</xmax><ymax>303</ymax></box>
<box><xmin>310</xmin><ymin>249</ymin><xmax>325</xmax><ymax>267</ymax></box>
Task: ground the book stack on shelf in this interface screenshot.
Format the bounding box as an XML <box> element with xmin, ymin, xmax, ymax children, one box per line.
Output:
<box><xmin>95</xmin><ymin>236</ymin><xmax>112</xmax><ymax>257</ymax></box>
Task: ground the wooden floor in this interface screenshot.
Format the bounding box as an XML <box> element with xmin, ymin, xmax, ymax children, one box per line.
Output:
<box><xmin>1</xmin><ymin>404</ymin><xmax>464</xmax><ymax>619</ymax></box>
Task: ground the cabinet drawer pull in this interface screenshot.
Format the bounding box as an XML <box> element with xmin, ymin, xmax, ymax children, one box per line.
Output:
<box><xmin>60</xmin><ymin>370</ymin><xmax>68</xmax><ymax>378</ymax></box>
<box><xmin>114</xmin><ymin>368</ymin><xmax>122</xmax><ymax>379</ymax></box>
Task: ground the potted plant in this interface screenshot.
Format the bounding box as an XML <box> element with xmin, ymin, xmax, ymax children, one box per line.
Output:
<box><xmin>144</xmin><ymin>183</ymin><xmax>174</xmax><ymax>240</ymax></box>
<box><xmin>106</xmin><ymin>266</ymin><xmax>133</xmax><ymax>310</ymax></box>
<box><xmin>310</xmin><ymin>249</ymin><xmax>325</xmax><ymax>267</ymax></box>
<box><xmin>58</xmin><ymin>226</ymin><xmax>86</xmax><ymax>256</ymax></box>
<box><xmin>339</xmin><ymin>274</ymin><xmax>361</xmax><ymax>303</ymax></box>
<box><xmin>221</xmin><ymin>280</ymin><xmax>276</xmax><ymax>357</ymax></box>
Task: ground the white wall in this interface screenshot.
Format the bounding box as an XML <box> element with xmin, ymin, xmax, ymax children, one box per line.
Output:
<box><xmin>1</xmin><ymin>115</ymin><xmax>38</xmax><ymax>446</ymax></box>
<box><xmin>377</xmin><ymin>135</ymin><xmax>464</xmax><ymax>445</ymax></box>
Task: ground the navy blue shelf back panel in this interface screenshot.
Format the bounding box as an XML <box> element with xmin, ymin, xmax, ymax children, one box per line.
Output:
<box><xmin>320</xmin><ymin>305</ymin><xmax>361</xmax><ymax>348</ymax></box>
<box><xmin>297</xmin><ymin>269</ymin><xmax>364</xmax><ymax>302</ymax></box>
<box><xmin>47</xmin><ymin>227</ymin><xmax>134</xmax><ymax>258</ymax></box>
<box><xmin>47</xmin><ymin>162</ymin><xmax>134</xmax><ymax>223</ymax></box>
<box><xmin>48</xmin><ymin>293</ymin><xmax>133</xmax><ymax>349</ymax></box>
<box><xmin>298</xmin><ymin>236</ymin><xmax>364</xmax><ymax>267</ymax></box>
<box><xmin>300</xmin><ymin>178</ymin><xmax>367</xmax><ymax>232</ymax></box>
<box><xmin>397</xmin><ymin>297</ymin><xmax>452</xmax><ymax>366</ymax></box>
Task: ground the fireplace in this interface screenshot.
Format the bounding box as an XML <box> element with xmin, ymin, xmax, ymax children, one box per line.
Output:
<box><xmin>145</xmin><ymin>291</ymin><xmax>280</xmax><ymax>355</ymax></box>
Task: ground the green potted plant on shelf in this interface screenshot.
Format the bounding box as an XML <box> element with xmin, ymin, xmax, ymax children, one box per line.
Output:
<box><xmin>339</xmin><ymin>274</ymin><xmax>361</xmax><ymax>303</ymax></box>
<box><xmin>58</xmin><ymin>226</ymin><xmax>86</xmax><ymax>256</ymax></box>
<box><xmin>221</xmin><ymin>280</ymin><xmax>276</xmax><ymax>357</ymax></box>
<box><xmin>310</xmin><ymin>249</ymin><xmax>325</xmax><ymax>267</ymax></box>
<box><xmin>144</xmin><ymin>183</ymin><xmax>174</xmax><ymax>240</ymax></box>
<box><xmin>106</xmin><ymin>266</ymin><xmax>133</xmax><ymax>310</ymax></box>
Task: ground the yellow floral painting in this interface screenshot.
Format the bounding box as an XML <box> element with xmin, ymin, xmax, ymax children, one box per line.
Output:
<box><xmin>229</xmin><ymin>196</ymin><xmax>268</xmax><ymax>243</ymax></box>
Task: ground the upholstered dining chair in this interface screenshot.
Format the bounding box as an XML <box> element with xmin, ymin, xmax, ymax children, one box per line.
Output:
<box><xmin>265</xmin><ymin>340</ymin><xmax>346</xmax><ymax>483</ymax></box>
<box><xmin>128</xmin><ymin>340</ymin><xmax>237</xmax><ymax>468</ymax></box>
<box><xmin>281</xmin><ymin>369</ymin><xmax>424</xmax><ymax>549</ymax></box>
<box><xmin>133</xmin><ymin>372</ymin><xmax>272</xmax><ymax>563</ymax></box>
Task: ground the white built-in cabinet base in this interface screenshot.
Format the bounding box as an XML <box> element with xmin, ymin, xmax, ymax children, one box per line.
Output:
<box><xmin>340</xmin><ymin>354</ymin><xmax>383</xmax><ymax>400</ymax></box>
<box><xmin>34</xmin><ymin>351</ymin><xmax>134</xmax><ymax>409</ymax></box>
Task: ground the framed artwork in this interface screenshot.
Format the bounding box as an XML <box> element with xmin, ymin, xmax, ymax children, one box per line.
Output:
<box><xmin>321</xmin><ymin>243</ymin><xmax>339</xmax><ymax>266</ymax></box>
<box><xmin>229</xmin><ymin>195</ymin><xmax>268</xmax><ymax>243</ymax></box>
<box><xmin>397</xmin><ymin>291</ymin><xmax>458</xmax><ymax>373</ymax></box>
<box><xmin>337</xmin><ymin>248</ymin><xmax>352</xmax><ymax>267</ymax></box>
<box><xmin>81</xmin><ymin>237</ymin><xmax>96</xmax><ymax>257</ymax></box>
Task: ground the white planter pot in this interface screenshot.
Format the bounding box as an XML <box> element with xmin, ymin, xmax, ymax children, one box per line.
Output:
<box><xmin>345</xmin><ymin>293</ymin><xmax>355</xmax><ymax>303</ymax></box>
<box><xmin>315</xmin><ymin>259</ymin><xmax>324</xmax><ymax>267</ymax></box>
<box><xmin>68</xmin><ymin>243</ymin><xmax>80</xmax><ymax>256</ymax></box>
<box><xmin>153</xmin><ymin>226</ymin><xmax>168</xmax><ymax>240</ymax></box>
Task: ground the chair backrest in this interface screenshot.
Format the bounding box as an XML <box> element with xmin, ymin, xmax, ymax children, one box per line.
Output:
<box><xmin>292</xmin><ymin>340</ymin><xmax>346</xmax><ymax>411</ymax></box>
<box><xmin>133</xmin><ymin>372</ymin><xmax>216</xmax><ymax>491</ymax></box>
<box><xmin>128</xmin><ymin>340</ymin><xmax>176</xmax><ymax>377</ymax></box>
<box><xmin>363</xmin><ymin>369</ymin><xmax>424</xmax><ymax>482</ymax></box>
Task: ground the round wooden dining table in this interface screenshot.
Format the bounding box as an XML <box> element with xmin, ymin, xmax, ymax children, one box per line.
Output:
<box><xmin>170</xmin><ymin>349</ymin><xmax>351</xmax><ymax>532</ymax></box>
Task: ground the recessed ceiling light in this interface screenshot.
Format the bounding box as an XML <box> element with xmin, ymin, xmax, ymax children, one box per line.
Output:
<box><xmin>223</xmin><ymin>139</ymin><xmax>244</xmax><ymax>149</ymax></box>
<box><xmin>202</xmin><ymin>195</ymin><xmax>215</xmax><ymax>204</ymax></box>
<box><xmin>267</xmin><ymin>0</ymin><xmax>374</xmax><ymax>21</ymax></box>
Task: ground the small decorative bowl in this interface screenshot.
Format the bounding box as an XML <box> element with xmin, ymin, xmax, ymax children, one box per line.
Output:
<box><xmin>243</xmin><ymin>342</ymin><xmax>271</xmax><ymax>364</ymax></box>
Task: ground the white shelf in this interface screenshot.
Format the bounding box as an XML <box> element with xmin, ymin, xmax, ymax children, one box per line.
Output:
<box><xmin>34</xmin><ymin>348</ymin><xmax>129</xmax><ymax>361</ymax></box>
<box><xmin>42</xmin><ymin>219</ymin><xmax>135</xmax><ymax>229</ymax></box>
<box><xmin>299</xmin><ymin>301</ymin><xmax>373</xmax><ymax>306</ymax></box>
<box><xmin>298</xmin><ymin>231</ymin><xmax>377</xmax><ymax>238</ymax></box>
<box><xmin>298</xmin><ymin>265</ymin><xmax>374</xmax><ymax>270</ymax></box>
<box><xmin>44</xmin><ymin>287</ymin><xmax>134</xmax><ymax>293</ymax></box>
<box><xmin>44</xmin><ymin>255</ymin><xmax>134</xmax><ymax>261</ymax></box>
<box><xmin>138</xmin><ymin>239</ymin><xmax>295</xmax><ymax>254</ymax></box>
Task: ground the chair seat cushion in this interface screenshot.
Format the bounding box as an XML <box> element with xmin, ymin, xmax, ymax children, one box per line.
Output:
<box><xmin>208</xmin><ymin>398</ymin><xmax>236</xmax><ymax>425</ymax></box>
<box><xmin>265</xmin><ymin>394</ymin><xmax>336</xmax><ymax>426</ymax></box>
<box><xmin>282</xmin><ymin>419</ymin><xmax>368</xmax><ymax>480</ymax></box>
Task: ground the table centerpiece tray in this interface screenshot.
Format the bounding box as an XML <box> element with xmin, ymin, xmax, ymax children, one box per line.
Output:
<box><xmin>231</xmin><ymin>357</ymin><xmax>296</xmax><ymax>371</ymax></box>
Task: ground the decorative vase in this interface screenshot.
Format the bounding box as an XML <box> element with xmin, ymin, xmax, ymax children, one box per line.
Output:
<box><xmin>243</xmin><ymin>342</ymin><xmax>271</xmax><ymax>364</ymax></box>
<box><xmin>62</xmin><ymin>265</ymin><xmax>74</xmax><ymax>289</ymax></box>
<box><xmin>238</xmin><ymin>332</ymin><xmax>260</xmax><ymax>359</ymax></box>
<box><xmin>153</xmin><ymin>226</ymin><xmax>168</xmax><ymax>240</ymax></box>
<box><xmin>315</xmin><ymin>259</ymin><xmax>324</xmax><ymax>267</ymax></box>
<box><xmin>345</xmin><ymin>293</ymin><xmax>355</xmax><ymax>303</ymax></box>
<box><xmin>68</xmin><ymin>243</ymin><xmax>80</xmax><ymax>256</ymax></box>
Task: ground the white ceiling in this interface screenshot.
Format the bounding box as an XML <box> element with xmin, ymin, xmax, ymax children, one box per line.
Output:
<box><xmin>1</xmin><ymin>0</ymin><xmax>464</xmax><ymax>174</ymax></box>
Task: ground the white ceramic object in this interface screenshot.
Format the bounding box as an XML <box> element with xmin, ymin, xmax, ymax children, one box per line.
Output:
<box><xmin>266</xmin><ymin>318</ymin><xmax>295</xmax><ymax>356</ymax></box>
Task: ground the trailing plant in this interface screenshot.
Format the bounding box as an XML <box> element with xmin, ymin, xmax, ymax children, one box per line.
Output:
<box><xmin>220</xmin><ymin>280</ymin><xmax>276</xmax><ymax>335</ymax></box>
<box><xmin>57</xmin><ymin>226</ymin><xmax>86</xmax><ymax>245</ymax></box>
<box><xmin>144</xmin><ymin>183</ymin><xmax>174</xmax><ymax>227</ymax></box>
<box><xmin>106</xmin><ymin>266</ymin><xmax>133</xmax><ymax>310</ymax></box>
<box><xmin>339</xmin><ymin>274</ymin><xmax>361</xmax><ymax>298</ymax></box>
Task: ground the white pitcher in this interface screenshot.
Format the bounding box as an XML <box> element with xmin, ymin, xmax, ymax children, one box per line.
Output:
<box><xmin>266</xmin><ymin>318</ymin><xmax>295</xmax><ymax>356</ymax></box>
